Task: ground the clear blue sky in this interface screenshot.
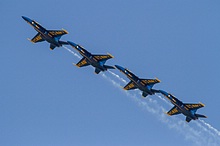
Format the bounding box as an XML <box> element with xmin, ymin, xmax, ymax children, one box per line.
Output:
<box><xmin>1</xmin><ymin>0</ymin><xmax>220</xmax><ymax>146</ymax></box>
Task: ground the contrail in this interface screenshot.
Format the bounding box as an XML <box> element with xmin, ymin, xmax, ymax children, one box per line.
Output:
<box><xmin>63</xmin><ymin>46</ymin><xmax>81</xmax><ymax>59</ymax></box>
<box><xmin>64</xmin><ymin>48</ymin><xmax>220</xmax><ymax>145</ymax></box>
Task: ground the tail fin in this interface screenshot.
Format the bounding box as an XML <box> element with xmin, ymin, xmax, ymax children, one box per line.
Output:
<box><xmin>195</xmin><ymin>114</ymin><xmax>207</xmax><ymax>118</ymax></box>
<box><xmin>104</xmin><ymin>65</ymin><xmax>115</xmax><ymax>70</ymax></box>
<box><xmin>186</xmin><ymin>117</ymin><xmax>192</xmax><ymax>123</ymax></box>
<box><xmin>142</xmin><ymin>92</ymin><xmax>148</xmax><ymax>97</ymax></box>
<box><xmin>50</xmin><ymin>44</ymin><xmax>56</xmax><ymax>50</ymax></box>
<box><xmin>95</xmin><ymin>68</ymin><xmax>101</xmax><ymax>74</ymax></box>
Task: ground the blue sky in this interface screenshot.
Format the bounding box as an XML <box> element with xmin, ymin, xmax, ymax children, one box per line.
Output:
<box><xmin>1</xmin><ymin>0</ymin><xmax>220</xmax><ymax>146</ymax></box>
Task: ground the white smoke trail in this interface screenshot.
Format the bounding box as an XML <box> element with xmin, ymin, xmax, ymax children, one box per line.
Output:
<box><xmin>101</xmin><ymin>72</ymin><xmax>215</xmax><ymax>145</ymax></box>
<box><xmin>105</xmin><ymin>71</ymin><xmax>220</xmax><ymax>144</ymax></box>
<box><xmin>155</xmin><ymin>94</ymin><xmax>173</xmax><ymax>106</ymax></box>
<box><xmin>199</xmin><ymin>119</ymin><xmax>220</xmax><ymax>137</ymax></box>
<box><xmin>64</xmin><ymin>48</ymin><xmax>220</xmax><ymax>145</ymax></box>
<box><xmin>63</xmin><ymin>46</ymin><xmax>81</xmax><ymax>59</ymax></box>
<box><xmin>108</xmin><ymin>70</ymin><xmax>127</xmax><ymax>84</ymax></box>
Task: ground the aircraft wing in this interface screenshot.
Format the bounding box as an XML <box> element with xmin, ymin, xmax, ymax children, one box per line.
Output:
<box><xmin>75</xmin><ymin>57</ymin><xmax>90</xmax><ymax>68</ymax></box>
<box><xmin>30</xmin><ymin>33</ymin><xmax>44</xmax><ymax>43</ymax></box>
<box><xmin>48</xmin><ymin>29</ymin><xmax>68</xmax><ymax>37</ymax></box>
<box><xmin>93</xmin><ymin>54</ymin><xmax>114</xmax><ymax>62</ymax></box>
<box><xmin>167</xmin><ymin>106</ymin><xmax>181</xmax><ymax>116</ymax></box>
<box><xmin>123</xmin><ymin>81</ymin><xmax>137</xmax><ymax>90</ymax></box>
<box><xmin>184</xmin><ymin>103</ymin><xmax>205</xmax><ymax>110</ymax></box>
<box><xmin>139</xmin><ymin>78</ymin><xmax>160</xmax><ymax>86</ymax></box>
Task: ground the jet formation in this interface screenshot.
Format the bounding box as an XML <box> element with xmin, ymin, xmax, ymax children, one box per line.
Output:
<box><xmin>22</xmin><ymin>16</ymin><xmax>207</xmax><ymax>123</ymax></box>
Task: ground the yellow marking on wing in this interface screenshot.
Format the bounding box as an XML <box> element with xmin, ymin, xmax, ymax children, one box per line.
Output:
<box><xmin>186</xmin><ymin>104</ymin><xmax>203</xmax><ymax>109</ymax></box>
<box><xmin>199</xmin><ymin>102</ymin><xmax>205</xmax><ymax>107</ymax></box>
<box><xmin>155</xmin><ymin>78</ymin><xmax>161</xmax><ymax>83</ymax></box>
<box><xmin>124</xmin><ymin>82</ymin><xmax>135</xmax><ymax>90</ymax></box>
<box><xmin>62</xmin><ymin>28</ymin><xmax>69</xmax><ymax>34</ymax></box>
<box><xmin>141</xmin><ymin>82</ymin><xmax>145</xmax><ymax>86</ymax></box>
<box><xmin>166</xmin><ymin>112</ymin><xmax>171</xmax><ymax>116</ymax></box>
<box><xmin>72</xmin><ymin>63</ymin><xmax>80</xmax><ymax>68</ymax></box>
<box><xmin>167</xmin><ymin>107</ymin><xmax>180</xmax><ymax>115</ymax></box>
<box><xmin>27</xmin><ymin>38</ymin><xmax>34</xmax><ymax>44</ymax></box>
<box><xmin>107</xmin><ymin>53</ymin><xmax>114</xmax><ymax>58</ymax></box>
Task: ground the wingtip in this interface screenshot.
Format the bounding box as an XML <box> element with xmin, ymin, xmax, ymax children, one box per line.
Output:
<box><xmin>72</xmin><ymin>63</ymin><xmax>80</xmax><ymax>68</ymax></box>
<box><xmin>62</xmin><ymin>28</ymin><xmax>69</xmax><ymax>34</ymax></box>
<box><xmin>107</xmin><ymin>53</ymin><xmax>114</xmax><ymax>58</ymax></box>
<box><xmin>155</xmin><ymin>77</ymin><xmax>161</xmax><ymax>83</ymax></box>
<box><xmin>120</xmin><ymin>86</ymin><xmax>126</xmax><ymax>90</ymax></box>
<box><xmin>199</xmin><ymin>102</ymin><xmax>205</xmax><ymax>107</ymax></box>
<box><xmin>165</xmin><ymin>112</ymin><xmax>171</xmax><ymax>116</ymax></box>
<box><xmin>27</xmin><ymin>38</ymin><xmax>35</xmax><ymax>44</ymax></box>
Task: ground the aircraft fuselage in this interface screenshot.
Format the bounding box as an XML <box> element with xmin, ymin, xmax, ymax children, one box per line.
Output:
<box><xmin>76</xmin><ymin>45</ymin><xmax>106</xmax><ymax>71</ymax></box>
<box><xmin>22</xmin><ymin>16</ymin><xmax>61</xmax><ymax>47</ymax></box>
<box><xmin>122</xmin><ymin>69</ymin><xmax>154</xmax><ymax>95</ymax></box>
<box><xmin>165</xmin><ymin>94</ymin><xmax>198</xmax><ymax>120</ymax></box>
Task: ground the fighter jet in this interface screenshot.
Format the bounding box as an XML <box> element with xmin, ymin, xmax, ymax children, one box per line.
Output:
<box><xmin>67</xmin><ymin>41</ymin><xmax>115</xmax><ymax>74</ymax></box>
<box><xmin>115</xmin><ymin>65</ymin><xmax>160</xmax><ymax>97</ymax></box>
<box><xmin>22</xmin><ymin>16</ymin><xmax>68</xmax><ymax>50</ymax></box>
<box><xmin>159</xmin><ymin>90</ymin><xmax>207</xmax><ymax>122</ymax></box>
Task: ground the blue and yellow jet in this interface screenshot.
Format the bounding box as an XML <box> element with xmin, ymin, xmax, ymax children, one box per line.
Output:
<box><xmin>68</xmin><ymin>41</ymin><xmax>115</xmax><ymax>74</ymax></box>
<box><xmin>22</xmin><ymin>16</ymin><xmax>68</xmax><ymax>50</ymax></box>
<box><xmin>115</xmin><ymin>65</ymin><xmax>160</xmax><ymax>97</ymax></box>
<box><xmin>159</xmin><ymin>90</ymin><xmax>207</xmax><ymax>122</ymax></box>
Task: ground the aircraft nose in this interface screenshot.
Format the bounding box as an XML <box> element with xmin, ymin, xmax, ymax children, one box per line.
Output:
<box><xmin>158</xmin><ymin>90</ymin><xmax>169</xmax><ymax>96</ymax></box>
<box><xmin>67</xmin><ymin>41</ymin><xmax>78</xmax><ymax>47</ymax></box>
<box><xmin>22</xmin><ymin>16</ymin><xmax>32</xmax><ymax>23</ymax></box>
<box><xmin>115</xmin><ymin>65</ymin><xmax>125</xmax><ymax>71</ymax></box>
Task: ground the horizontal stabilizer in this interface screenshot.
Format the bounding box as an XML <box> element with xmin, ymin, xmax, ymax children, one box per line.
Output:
<box><xmin>151</xmin><ymin>89</ymin><xmax>160</xmax><ymax>94</ymax></box>
<box><xmin>195</xmin><ymin>114</ymin><xmax>207</xmax><ymax>118</ymax></box>
<box><xmin>104</xmin><ymin>65</ymin><xmax>115</xmax><ymax>70</ymax></box>
<box><xmin>59</xmin><ymin>41</ymin><xmax>69</xmax><ymax>45</ymax></box>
